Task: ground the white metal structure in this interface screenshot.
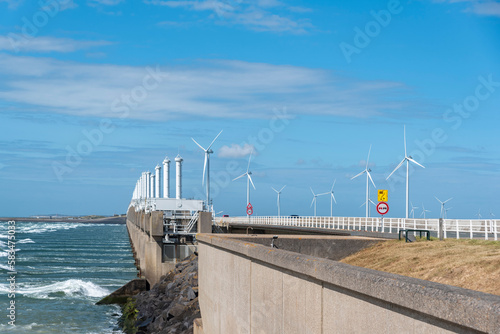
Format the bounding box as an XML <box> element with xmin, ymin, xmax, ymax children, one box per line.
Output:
<box><xmin>272</xmin><ymin>185</ymin><xmax>286</xmax><ymax>217</ymax></box>
<box><xmin>310</xmin><ymin>188</ymin><xmax>321</xmax><ymax>217</ymax></box>
<box><xmin>475</xmin><ymin>209</ymin><xmax>482</xmax><ymax>219</ymax></box>
<box><xmin>146</xmin><ymin>171</ymin><xmax>151</xmax><ymax>199</ymax></box>
<box><xmin>192</xmin><ymin>130</ymin><xmax>223</xmax><ymax>209</ymax></box>
<box><xmin>219</xmin><ymin>215</ymin><xmax>500</xmax><ymax>241</ymax></box>
<box><xmin>420</xmin><ymin>203</ymin><xmax>430</xmax><ymax>219</ymax></box>
<box><xmin>233</xmin><ymin>151</ymin><xmax>256</xmax><ymax>216</ymax></box>
<box><xmin>321</xmin><ymin>179</ymin><xmax>337</xmax><ymax>217</ymax></box>
<box><xmin>436</xmin><ymin>197</ymin><xmax>452</xmax><ymax>219</ymax></box>
<box><xmin>351</xmin><ymin>145</ymin><xmax>376</xmax><ymax>218</ymax></box>
<box><xmin>150</xmin><ymin>173</ymin><xmax>155</xmax><ymax>198</ymax></box>
<box><xmin>175</xmin><ymin>155</ymin><xmax>183</xmax><ymax>200</ymax></box>
<box><xmin>155</xmin><ymin>165</ymin><xmax>161</xmax><ymax>198</ymax></box>
<box><xmin>386</xmin><ymin>126</ymin><xmax>425</xmax><ymax>219</ymax></box>
<box><xmin>163</xmin><ymin>156</ymin><xmax>171</xmax><ymax>199</ymax></box>
<box><xmin>410</xmin><ymin>202</ymin><xmax>419</xmax><ymax>218</ymax></box>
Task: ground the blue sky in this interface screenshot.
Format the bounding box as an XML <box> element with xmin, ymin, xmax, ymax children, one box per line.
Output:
<box><xmin>0</xmin><ymin>0</ymin><xmax>499</xmax><ymax>218</ymax></box>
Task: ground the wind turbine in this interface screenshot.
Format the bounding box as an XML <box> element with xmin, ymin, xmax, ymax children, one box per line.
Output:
<box><xmin>323</xmin><ymin>179</ymin><xmax>337</xmax><ymax>217</ymax></box>
<box><xmin>475</xmin><ymin>209</ymin><xmax>482</xmax><ymax>219</ymax></box>
<box><xmin>445</xmin><ymin>207</ymin><xmax>453</xmax><ymax>219</ymax></box>
<box><xmin>272</xmin><ymin>185</ymin><xmax>286</xmax><ymax>217</ymax></box>
<box><xmin>386</xmin><ymin>126</ymin><xmax>425</xmax><ymax>219</ymax></box>
<box><xmin>351</xmin><ymin>145</ymin><xmax>376</xmax><ymax>218</ymax></box>
<box><xmin>435</xmin><ymin>197</ymin><xmax>452</xmax><ymax>219</ymax></box>
<box><xmin>233</xmin><ymin>150</ymin><xmax>256</xmax><ymax>216</ymax></box>
<box><xmin>410</xmin><ymin>202</ymin><xmax>419</xmax><ymax>218</ymax></box>
<box><xmin>490</xmin><ymin>210</ymin><xmax>496</xmax><ymax>219</ymax></box>
<box><xmin>420</xmin><ymin>203</ymin><xmax>431</xmax><ymax>219</ymax></box>
<box><xmin>192</xmin><ymin>130</ymin><xmax>223</xmax><ymax>209</ymax></box>
<box><xmin>310</xmin><ymin>188</ymin><xmax>320</xmax><ymax>217</ymax></box>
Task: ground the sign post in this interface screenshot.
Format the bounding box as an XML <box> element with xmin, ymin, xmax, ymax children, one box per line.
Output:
<box><xmin>246</xmin><ymin>203</ymin><xmax>253</xmax><ymax>216</ymax></box>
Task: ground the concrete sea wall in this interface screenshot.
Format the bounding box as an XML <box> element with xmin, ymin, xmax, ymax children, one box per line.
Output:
<box><xmin>198</xmin><ymin>234</ymin><xmax>500</xmax><ymax>334</ymax></box>
<box><xmin>127</xmin><ymin>207</ymin><xmax>175</xmax><ymax>286</ymax></box>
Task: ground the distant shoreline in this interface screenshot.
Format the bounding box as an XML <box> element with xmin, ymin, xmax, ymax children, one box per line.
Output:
<box><xmin>0</xmin><ymin>216</ymin><xmax>126</xmax><ymax>224</ymax></box>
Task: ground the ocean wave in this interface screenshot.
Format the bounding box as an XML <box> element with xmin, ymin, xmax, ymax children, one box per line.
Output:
<box><xmin>0</xmin><ymin>263</ymin><xmax>12</xmax><ymax>271</ymax></box>
<box><xmin>0</xmin><ymin>279</ymin><xmax>110</xmax><ymax>299</ymax></box>
<box><xmin>0</xmin><ymin>222</ymin><xmax>86</xmax><ymax>235</ymax></box>
<box><xmin>18</xmin><ymin>238</ymin><xmax>35</xmax><ymax>244</ymax></box>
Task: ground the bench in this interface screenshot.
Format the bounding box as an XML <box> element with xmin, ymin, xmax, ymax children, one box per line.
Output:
<box><xmin>398</xmin><ymin>229</ymin><xmax>431</xmax><ymax>243</ymax></box>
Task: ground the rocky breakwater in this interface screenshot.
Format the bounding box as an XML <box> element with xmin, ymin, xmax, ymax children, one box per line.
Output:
<box><xmin>124</xmin><ymin>253</ymin><xmax>200</xmax><ymax>334</ymax></box>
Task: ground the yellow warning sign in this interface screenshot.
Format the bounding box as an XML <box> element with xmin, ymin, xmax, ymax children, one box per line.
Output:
<box><xmin>378</xmin><ymin>189</ymin><xmax>388</xmax><ymax>202</ymax></box>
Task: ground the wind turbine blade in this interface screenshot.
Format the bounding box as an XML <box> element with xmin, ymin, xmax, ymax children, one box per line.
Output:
<box><xmin>369</xmin><ymin>199</ymin><xmax>376</xmax><ymax>205</ymax></box>
<box><xmin>248</xmin><ymin>174</ymin><xmax>256</xmax><ymax>190</ymax></box>
<box><xmin>332</xmin><ymin>193</ymin><xmax>337</xmax><ymax>204</ymax></box>
<box><xmin>247</xmin><ymin>148</ymin><xmax>253</xmax><ymax>172</ymax></box>
<box><xmin>366</xmin><ymin>144</ymin><xmax>372</xmax><ymax>169</ymax></box>
<box><xmin>310</xmin><ymin>187</ymin><xmax>315</xmax><ymax>196</ymax></box>
<box><xmin>202</xmin><ymin>154</ymin><xmax>207</xmax><ymax>185</ymax></box>
<box><xmin>279</xmin><ymin>185</ymin><xmax>286</xmax><ymax>192</ymax></box>
<box><xmin>233</xmin><ymin>173</ymin><xmax>247</xmax><ymax>181</ymax></box>
<box><xmin>360</xmin><ymin>201</ymin><xmax>366</xmax><ymax>208</ymax></box>
<box><xmin>444</xmin><ymin>198</ymin><xmax>453</xmax><ymax>204</ymax></box>
<box><xmin>351</xmin><ymin>170</ymin><xmax>365</xmax><ymax>180</ymax></box>
<box><xmin>191</xmin><ymin>138</ymin><xmax>206</xmax><ymax>151</ymax></box>
<box><xmin>408</xmin><ymin>157</ymin><xmax>425</xmax><ymax>169</ymax></box>
<box><xmin>271</xmin><ymin>187</ymin><xmax>278</xmax><ymax>193</ymax></box>
<box><xmin>404</xmin><ymin>125</ymin><xmax>407</xmax><ymax>157</ymax></box>
<box><xmin>331</xmin><ymin>179</ymin><xmax>336</xmax><ymax>192</ymax></box>
<box><xmin>386</xmin><ymin>158</ymin><xmax>405</xmax><ymax>180</ymax></box>
<box><xmin>367</xmin><ymin>171</ymin><xmax>376</xmax><ymax>188</ymax></box>
<box><xmin>435</xmin><ymin>196</ymin><xmax>443</xmax><ymax>204</ymax></box>
<box><xmin>310</xmin><ymin>197</ymin><xmax>315</xmax><ymax>208</ymax></box>
<box><xmin>207</xmin><ymin>130</ymin><xmax>223</xmax><ymax>150</ymax></box>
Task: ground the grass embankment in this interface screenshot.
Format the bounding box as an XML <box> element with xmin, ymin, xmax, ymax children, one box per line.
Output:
<box><xmin>340</xmin><ymin>238</ymin><xmax>500</xmax><ymax>296</ymax></box>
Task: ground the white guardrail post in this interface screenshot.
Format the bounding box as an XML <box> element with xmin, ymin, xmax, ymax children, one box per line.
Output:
<box><xmin>222</xmin><ymin>216</ymin><xmax>500</xmax><ymax>241</ymax></box>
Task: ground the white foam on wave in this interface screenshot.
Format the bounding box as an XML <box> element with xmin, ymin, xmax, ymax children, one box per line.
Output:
<box><xmin>0</xmin><ymin>222</ymin><xmax>86</xmax><ymax>235</ymax></box>
<box><xmin>18</xmin><ymin>238</ymin><xmax>35</xmax><ymax>243</ymax></box>
<box><xmin>0</xmin><ymin>279</ymin><xmax>110</xmax><ymax>299</ymax></box>
<box><xmin>0</xmin><ymin>263</ymin><xmax>12</xmax><ymax>271</ymax></box>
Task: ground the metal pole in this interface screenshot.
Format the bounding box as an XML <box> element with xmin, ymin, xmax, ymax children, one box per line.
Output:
<box><xmin>439</xmin><ymin>218</ymin><xmax>444</xmax><ymax>240</ymax></box>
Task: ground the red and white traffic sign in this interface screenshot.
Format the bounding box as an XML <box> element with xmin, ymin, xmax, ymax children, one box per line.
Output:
<box><xmin>376</xmin><ymin>202</ymin><xmax>389</xmax><ymax>215</ymax></box>
<box><xmin>246</xmin><ymin>203</ymin><xmax>253</xmax><ymax>215</ymax></box>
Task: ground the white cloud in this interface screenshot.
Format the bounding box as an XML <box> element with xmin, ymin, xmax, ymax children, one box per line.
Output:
<box><xmin>436</xmin><ymin>0</ymin><xmax>500</xmax><ymax>18</ymax></box>
<box><xmin>0</xmin><ymin>36</ymin><xmax>111</xmax><ymax>53</ymax></box>
<box><xmin>145</xmin><ymin>0</ymin><xmax>313</xmax><ymax>34</ymax></box>
<box><xmin>88</xmin><ymin>0</ymin><xmax>125</xmax><ymax>5</ymax></box>
<box><xmin>0</xmin><ymin>0</ymin><xmax>21</xmax><ymax>9</ymax></box>
<box><xmin>218</xmin><ymin>143</ymin><xmax>255</xmax><ymax>158</ymax></box>
<box><xmin>469</xmin><ymin>1</ymin><xmax>500</xmax><ymax>17</ymax></box>
<box><xmin>0</xmin><ymin>54</ymin><xmax>412</xmax><ymax>121</ymax></box>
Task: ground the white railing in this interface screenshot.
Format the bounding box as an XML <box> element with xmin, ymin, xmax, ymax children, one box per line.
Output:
<box><xmin>218</xmin><ymin>216</ymin><xmax>499</xmax><ymax>241</ymax></box>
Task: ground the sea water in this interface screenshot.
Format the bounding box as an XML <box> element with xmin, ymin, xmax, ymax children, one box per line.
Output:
<box><xmin>0</xmin><ymin>221</ymin><xmax>137</xmax><ymax>333</ymax></box>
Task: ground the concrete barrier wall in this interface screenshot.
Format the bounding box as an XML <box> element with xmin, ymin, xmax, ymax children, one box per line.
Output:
<box><xmin>198</xmin><ymin>234</ymin><xmax>500</xmax><ymax>334</ymax></box>
<box><xmin>127</xmin><ymin>207</ymin><xmax>174</xmax><ymax>286</ymax></box>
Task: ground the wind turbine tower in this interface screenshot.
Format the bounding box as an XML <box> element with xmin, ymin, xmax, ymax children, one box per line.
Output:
<box><xmin>233</xmin><ymin>150</ymin><xmax>256</xmax><ymax>216</ymax></box>
<box><xmin>435</xmin><ymin>197</ymin><xmax>452</xmax><ymax>219</ymax></box>
<box><xmin>321</xmin><ymin>179</ymin><xmax>337</xmax><ymax>217</ymax></box>
<box><xmin>386</xmin><ymin>126</ymin><xmax>425</xmax><ymax>219</ymax></box>
<box><xmin>351</xmin><ymin>145</ymin><xmax>376</xmax><ymax>218</ymax></box>
<box><xmin>272</xmin><ymin>185</ymin><xmax>286</xmax><ymax>217</ymax></box>
<box><xmin>192</xmin><ymin>130</ymin><xmax>223</xmax><ymax>210</ymax></box>
<box><xmin>420</xmin><ymin>203</ymin><xmax>430</xmax><ymax>219</ymax></box>
<box><xmin>310</xmin><ymin>188</ymin><xmax>320</xmax><ymax>217</ymax></box>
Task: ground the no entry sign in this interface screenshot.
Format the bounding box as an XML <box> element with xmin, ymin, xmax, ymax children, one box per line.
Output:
<box><xmin>246</xmin><ymin>203</ymin><xmax>253</xmax><ymax>215</ymax></box>
<box><xmin>376</xmin><ymin>202</ymin><xmax>389</xmax><ymax>215</ymax></box>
